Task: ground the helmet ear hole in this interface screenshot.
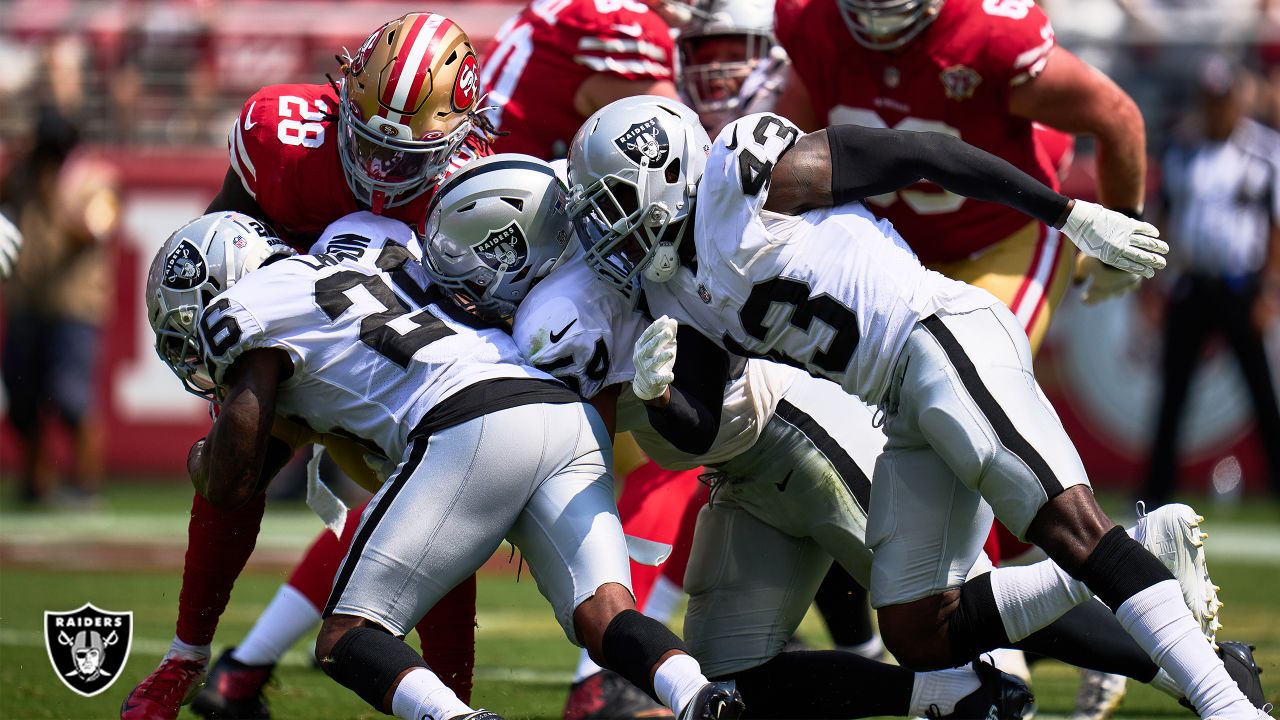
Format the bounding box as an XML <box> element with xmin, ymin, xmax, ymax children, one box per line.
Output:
<box><xmin>665</xmin><ymin>157</ymin><xmax>682</xmax><ymax>184</ymax></box>
<box><xmin>501</xmin><ymin>197</ymin><xmax>524</xmax><ymax>211</ymax></box>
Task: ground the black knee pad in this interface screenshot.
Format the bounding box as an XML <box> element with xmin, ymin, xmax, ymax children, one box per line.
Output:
<box><xmin>601</xmin><ymin>609</ymin><xmax>689</xmax><ymax>700</ymax></box>
<box><xmin>947</xmin><ymin>573</ymin><xmax>1012</xmax><ymax>665</ymax></box>
<box><xmin>1077</xmin><ymin>525</ymin><xmax>1174</xmax><ymax>610</ymax></box>
<box><xmin>323</xmin><ymin>626</ymin><xmax>429</xmax><ymax>710</ymax></box>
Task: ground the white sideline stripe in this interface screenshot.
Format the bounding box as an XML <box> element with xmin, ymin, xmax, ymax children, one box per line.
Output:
<box><xmin>0</xmin><ymin>629</ymin><xmax>575</xmax><ymax>685</ymax></box>
<box><xmin>4</xmin><ymin>513</ymin><xmax>1279</xmax><ymax>563</ymax></box>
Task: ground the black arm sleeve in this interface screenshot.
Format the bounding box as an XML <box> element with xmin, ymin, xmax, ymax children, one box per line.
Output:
<box><xmin>644</xmin><ymin>326</ymin><xmax>730</xmax><ymax>456</ymax></box>
<box><xmin>827</xmin><ymin>125</ymin><xmax>1072</xmax><ymax>228</ymax></box>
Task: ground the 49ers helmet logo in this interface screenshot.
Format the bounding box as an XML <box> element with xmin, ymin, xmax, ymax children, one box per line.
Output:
<box><xmin>474</xmin><ymin>221</ymin><xmax>528</xmax><ymax>271</ymax></box>
<box><xmin>614</xmin><ymin>118</ymin><xmax>670</xmax><ymax>167</ymax></box>
<box><xmin>44</xmin><ymin>603</ymin><xmax>133</xmax><ymax>697</ymax></box>
<box><xmin>452</xmin><ymin>53</ymin><xmax>480</xmax><ymax>112</ymax></box>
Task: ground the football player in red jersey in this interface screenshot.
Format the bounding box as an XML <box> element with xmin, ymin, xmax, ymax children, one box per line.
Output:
<box><xmin>121</xmin><ymin>13</ymin><xmax>489</xmax><ymax>720</ymax></box>
<box><xmin>481</xmin><ymin>0</ymin><xmax>688</xmax><ymax>159</ymax></box>
<box><xmin>775</xmin><ymin>0</ymin><xmax>1147</xmax><ymax>353</ymax></box>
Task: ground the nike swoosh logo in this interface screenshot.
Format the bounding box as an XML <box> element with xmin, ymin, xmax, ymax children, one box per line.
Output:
<box><xmin>775</xmin><ymin>469</ymin><xmax>792</xmax><ymax>492</ymax></box>
<box><xmin>549</xmin><ymin>319</ymin><xmax>577</xmax><ymax>343</ymax></box>
<box><xmin>243</xmin><ymin>101</ymin><xmax>257</xmax><ymax>130</ymax></box>
<box><xmin>613</xmin><ymin>23</ymin><xmax>643</xmax><ymax>37</ymax></box>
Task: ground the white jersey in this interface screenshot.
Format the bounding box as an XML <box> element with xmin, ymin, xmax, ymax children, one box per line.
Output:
<box><xmin>201</xmin><ymin>225</ymin><xmax>551</xmax><ymax>461</ymax></box>
<box><xmin>308</xmin><ymin>210</ymin><xmax>426</xmax><ymax>267</ymax></box>
<box><xmin>512</xmin><ymin>259</ymin><xmax>798</xmax><ymax>470</ymax></box>
<box><xmin>643</xmin><ymin>112</ymin><xmax>996</xmax><ymax>404</ymax></box>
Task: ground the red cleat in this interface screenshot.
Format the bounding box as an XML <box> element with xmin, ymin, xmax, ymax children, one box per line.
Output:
<box><xmin>563</xmin><ymin>670</ymin><xmax>673</xmax><ymax>720</ymax></box>
<box><xmin>120</xmin><ymin>656</ymin><xmax>207</xmax><ymax>720</ymax></box>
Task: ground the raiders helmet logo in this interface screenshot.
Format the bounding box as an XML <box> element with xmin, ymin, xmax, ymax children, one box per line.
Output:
<box><xmin>614</xmin><ymin>118</ymin><xmax>670</xmax><ymax>167</ymax></box>
<box><xmin>939</xmin><ymin>65</ymin><xmax>982</xmax><ymax>101</ymax></box>
<box><xmin>45</xmin><ymin>603</ymin><xmax>133</xmax><ymax>697</ymax></box>
<box><xmin>162</xmin><ymin>239</ymin><xmax>208</xmax><ymax>290</ymax></box>
<box><xmin>474</xmin><ymin>221</ymin><xmax>529</xmax><ymax>271</ymax></box>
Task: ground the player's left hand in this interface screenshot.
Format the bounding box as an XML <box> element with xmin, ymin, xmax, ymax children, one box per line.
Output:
<box><xmin>1061</xmin><ymin>200</ymin><xmax>1168</xmax><ymax>278</ymax></box>
<box><xmin>1075</xmin><ymin>255</ymin><xmax>1142</xmax><ymax>305</ymax></box>
<box><xmin>632</xmin><ymin>315</ymin><xmax>678</xmax><ymax>402</ymax></box>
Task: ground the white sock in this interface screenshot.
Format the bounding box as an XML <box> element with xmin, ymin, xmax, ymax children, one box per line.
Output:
<box><xmin>836</xmin><ymin>634</ymin><xmax>884</xmax><ymax>660</ymax></box>
<box><xmin>1116</xmin><ymin>580</ymin><xmax>1254</xmax><ymax>719</ymax></box>
<box><xmin>908</xmin><ymin>666</ymin><xmax>983</xmax><ymax>717</ymax></box>
<box><xmin>166</xmin><ymin>636</ymin><xmax>211</xmax><ymax>663</ymax></box>
<box><xmin>1148</xmin><ymin>668</ymin><xmax>1182</xmax><ymax>699</ymax></box>
<box><xmin>988</xmin><ymin>560</ymin><xmax>1093</xmax><ymax>642</ymax></box>
<box><xmin>231</xmin><ymin>584</ymin><xmax>320</xmax><ymax>666</ymax></box>
<box><xmin>391</xmin><ymin>667</ymin><xmax>474</xmax><ymax>720</ymax></box>
<box><xmin>653</xmin><ymin>653</ymin><xmax>708</xmax><ymax>717</ymax></box>
<box><xmin>642</xmin><ymin>575</ymin><xmax>684</xmax><ymax>623</ymax></box>
<box><xmin>574</xmin><ymin>648</ymin><xmax>604</xmax><ymax>683</ymax></box>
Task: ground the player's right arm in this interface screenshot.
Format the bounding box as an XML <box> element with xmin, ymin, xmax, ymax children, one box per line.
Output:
<box><xmin>207</xmin><ymin>167</ymin><xmax>266</xmax><ymax>217</ymax></box>
<box><xmin>566</xmin><ymin>3</ymin><xmax>680</xmax><ymax>116</ymax></box>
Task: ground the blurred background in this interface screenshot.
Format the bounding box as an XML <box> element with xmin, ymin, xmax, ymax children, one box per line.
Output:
<box><xmin>0</xmin><ymin>1</ymin><xmax>1277</xmax><ymax>717</ymax></box>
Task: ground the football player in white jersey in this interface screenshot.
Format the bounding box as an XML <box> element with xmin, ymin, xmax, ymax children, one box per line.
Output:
<box><xmin>426</xmin><ymin>153</ymin><xmax>1271</xmax><ymax>718</ymax></box>
<box><xmin>563</xmin><ymin>96</ymin><xmax>1270</xmax><ymax>720</ymax></box>
<box><xmin>144</xmin><ymin>209</ymin><xmax>745</xmax><ymax>720</ymax></box>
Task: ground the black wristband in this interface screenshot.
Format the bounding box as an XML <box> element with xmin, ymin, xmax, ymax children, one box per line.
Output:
<box><xmin>1110</xmin><ymin>207</ymin><xmax>1144</xmax><ymax>221</ymax></box>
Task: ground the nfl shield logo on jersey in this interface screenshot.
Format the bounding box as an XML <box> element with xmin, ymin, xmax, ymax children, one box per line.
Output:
<box><xmin>44</xmin><ymin>603</ymin><xmax>133</xmax><ymax>697</ymax></box>
<box><xmin>162</xmin><ymin>239</ymin><xmax>208</xmax><ymax>290</ymax></box>
<box><xmin>614</xmin><ymin>118</ymin><xmax>670</xmax><ymax>167</ymax></box>
<box><xmin>475</xmin><ymin>221</ymin><xmax>529</xmax><ymax>271</ymax></box>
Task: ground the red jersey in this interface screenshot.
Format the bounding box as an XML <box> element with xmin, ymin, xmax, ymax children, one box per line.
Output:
<box><xmin>227</xmin><ymin>82</ymin><xmax>490</xmax><ymax>250</ymax></box>
<box><xmin>480</xmin><ymin>0</ymin><xmax>675</xmax><ymax>160</ymax></box>
<box><xmin>776</xmin><ymin>0</ymin><xmax>1058</xmax><ymax>263</ymax></box>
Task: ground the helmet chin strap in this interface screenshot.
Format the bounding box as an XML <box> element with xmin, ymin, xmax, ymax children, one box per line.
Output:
<box><xmin>643</xmin><ymin>244</ymin><xmax>679</xmax><ymax>283</ymax></box>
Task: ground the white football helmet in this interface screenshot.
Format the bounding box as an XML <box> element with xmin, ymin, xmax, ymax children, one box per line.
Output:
<box><xmin>838</xmin><ymin>0</ymin><xmax>944</xmax><ymax>50</ymax></box>
<box><xmin>566</xmin><ymin>95</ymin><xmax>711</xmax><ymax>299</ymax></box>
<box><xmin>145</xmin><ymin>212</ymin><xmax>296</xmax><ymax>399</ymax></box>
<box><xmin>677</xmin><ymin>0</ymin><xmax>782</xmax><ymax>120</ymax></box>
<box><xmin>422</xmin><ymin>154</ymin><xmax>572</xmax><ymax>319</ymax></box>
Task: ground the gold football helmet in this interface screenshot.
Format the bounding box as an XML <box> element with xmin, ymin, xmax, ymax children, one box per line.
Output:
<box><xmin>339</xmin><ymin>12</ymin><xmax>482</xmax><ymax>211</ymax></box>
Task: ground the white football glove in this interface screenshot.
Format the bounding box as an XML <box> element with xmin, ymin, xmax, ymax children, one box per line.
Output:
<box><xmin>0</xmin><ymin>212</ymin><xmax>22</xmax><ymax>281</ymax></box>
<box><xmin>1060</xmin><ymin>200</ymin><xmax>1168</xmax><ymax>278</ymax></box>
<box><xmin>1076</xmin><ymin>255</ymin><xmax>1142</xmax><ymax>305</ymax></box>
<box><xmin>632</xmin><ymin>315</ymin><xmax>678</xmax><ymax>401</ymax></box>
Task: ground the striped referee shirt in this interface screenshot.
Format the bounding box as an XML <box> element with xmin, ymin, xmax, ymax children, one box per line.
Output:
<box><xmin>1162</xmin><ymin>118</ymin><xmax>1280</xmax><ymax>278</ymax></box>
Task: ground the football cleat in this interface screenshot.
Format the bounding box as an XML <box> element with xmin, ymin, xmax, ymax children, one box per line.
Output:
<box><xmin>120</xmin><ymin>656</ymin><xmax>208</xmax><ymax>720</ymax></box>
<box><xmin>929</xmin><ymin>660</ymin><xmax>1035</xmax><ymax>720</ymax></box>
<box><xmin>1069</xmin><ymin>670</ymin><xmax>1127</xmax><ymax>720</ymax></box>
<box><xmin>1192</xmin><ymin>641</ymin><xmax>1268</xmax><ymax>711</ymax></box>
<box><xmin>451</xmin><ymin>711</ymin><xmax>506</xmax><ymax>720</ymax></box>
<box><xmin>678</xmin><ymin>681</ymin><xmax>746</xmax><ymax>720</ymax></box>
<box><xmin>563</xmin><ymin>670</ymin><xmax>673</xmax><ymax>720</ymax></box>
<box><xmin>1132</xmin><ymin>502</ymin><xmax>1222</xmax><ymax>647</ymax></box>
<box><xmin>190</xmin><ymin>648</ymin><xmax>273</xmax><ymax>719</ymax></box>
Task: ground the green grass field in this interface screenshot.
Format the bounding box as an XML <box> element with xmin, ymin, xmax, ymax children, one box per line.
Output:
<box><xmin>1</xmin><ymin>483</ymin><xmax>1278</xmax><ymax>719</ymax></box>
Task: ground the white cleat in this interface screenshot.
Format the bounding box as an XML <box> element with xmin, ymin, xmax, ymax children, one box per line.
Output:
<box><xmin>1132</xmin><ymin>502</ymin><xmax>1221</xmax><ymax>648</ymax></box>
<box><xmin>1069</xmin><ymin>670</ymin><xmax>1127</xmax><ymax>720</ymax></box>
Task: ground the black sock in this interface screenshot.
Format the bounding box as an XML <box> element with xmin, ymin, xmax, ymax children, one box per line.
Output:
<box><xmin>1013</xmin><ymin>599</ymin><xmax>1160</xmax><ymax>682</ymax></box>
<box><xmin>715</xmin><ymin>650</ymin><xmax>913</xmax><ymax>719</ymax></box>
<box><xmin>322</xmin><ymin>626</ymin><xmax>428</xmax><ymax>711</ymax></box>
<box><xmin>814</xmin><ymin>565</ymin><xmax>875</xmax><ymax>648</ymax></box>
<box><xmin>947</xmin><ymin>573</ymin><xmax>1012</xmax><ymax>665</ymax></box>
<box><xmin>1076</xmin><ymin>526</ymin><xmax>1175</xmax><ymax>610</ymax></box>
<box><xmin>600</xmin><ymin>609</ymin><xmax>689</xmax><ymax>701</ymax></box>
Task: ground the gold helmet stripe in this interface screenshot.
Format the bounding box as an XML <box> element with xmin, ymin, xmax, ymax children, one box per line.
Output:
<box><xmin>382</xmin><ymin>14</ymin><xmax>455</xmax><ymax>124</ymax></box>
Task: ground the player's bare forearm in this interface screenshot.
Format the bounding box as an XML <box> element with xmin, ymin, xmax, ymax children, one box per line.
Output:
<box><xmin>768</xmin><ymin>125</ymin><xmax>1071</xmax><ymax>227</ymax></box>
<box><xmin>203</xmin><ymin>348</ymin><xmax>289</xmax><ymax>509</ymax></box>
<box><xmin>1009</xmin><ymin>47</ymin><xmax>1147</xmax><ymax>210</ymax></box>
<box><xmin>207</xmin><ymin>166</ymin><xmax>267</xmax><ymax>217</ymax></box>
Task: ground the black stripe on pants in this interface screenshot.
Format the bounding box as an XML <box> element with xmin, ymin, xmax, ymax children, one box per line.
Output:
<box><xmin>919</xmin><ymin>314</ymin><xmax>1065</xmax><ymax>497</ymax></box>
<box><xmin>324</xmin><ymin>434</ymin><xmax>433</xmax><ymax>617</ymax></box>
<box><xmin>773</xmin><ymin>399</ymin><xmax>872</xmax><ymax>513</ymax></box>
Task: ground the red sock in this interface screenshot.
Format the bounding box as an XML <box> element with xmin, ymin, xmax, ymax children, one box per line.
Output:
<box><xmin>287</xmin><ymin>501</ymin><xmax>477</xmax><ymax>703</ymax></box>
<box><xmin>176</xmin><ymin>492</ymin><xmax>267</xmax><ymax>645</ymax></box>
<box><xmin>616</xmin><ymin>462</ymin><xmax>705</xmax><ymax>608</ymax></box>
<box><xmin>286</xmin><ymin>502</ymin><xmax>367</xmax><ymax>611</ymax></box>
<box><xmin>416</xmin><ymin>575</ymin><xmax>477</xmax><ymax>704</ymax></box>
